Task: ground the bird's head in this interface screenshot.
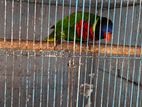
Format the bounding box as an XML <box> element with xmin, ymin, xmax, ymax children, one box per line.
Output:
<box><xmin>101</xmin><ymin>18</ymin><xmax>113</xmax><ymax>42</ymax></box>
<box><xmin>93</xmin><ymin>17</ymin><xmax>113</xmax><ymax>42</ymax></box>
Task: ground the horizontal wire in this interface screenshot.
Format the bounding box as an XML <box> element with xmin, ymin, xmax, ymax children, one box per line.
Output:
<box><xmin>6</xmin><ymin>0</ymin><xmax>141</xmax><ymax>9</ymax></box>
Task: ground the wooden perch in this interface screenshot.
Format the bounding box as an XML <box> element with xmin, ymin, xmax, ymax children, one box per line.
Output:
<box><xmin>0</xmin><ymin>39</ymin><xmax>141</xmax><ymax>56</ymax></box>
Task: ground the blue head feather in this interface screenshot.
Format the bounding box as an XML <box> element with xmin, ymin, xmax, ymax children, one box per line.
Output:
<box><xmin>101</xmin><ymin>23</ymin><xmax>112</xmax><ymax>34</ymax></box>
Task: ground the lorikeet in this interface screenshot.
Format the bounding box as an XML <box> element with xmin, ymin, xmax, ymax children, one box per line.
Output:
<box><xmin>45</xmin><ymin>12</ymin><xmax>113</xmax><ymax>42</ymax></box>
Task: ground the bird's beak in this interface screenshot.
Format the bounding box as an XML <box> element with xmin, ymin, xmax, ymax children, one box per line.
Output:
<box><xmin>104</xmin><ymin>32</ymin><xmax>111</xmax><ymax>42</ymax></box>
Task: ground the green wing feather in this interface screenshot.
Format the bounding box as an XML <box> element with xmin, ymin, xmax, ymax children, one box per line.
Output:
<box><xmin>45</xmin><ymin>12</ymin><xmax>99</xmax><ymax>42</ymax></box>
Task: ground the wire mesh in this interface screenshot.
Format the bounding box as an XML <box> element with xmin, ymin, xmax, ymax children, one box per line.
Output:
<box><xmin>0</xmin><ymin>0</ymin><xmax>142</xmax><ymax>107</ymax></box>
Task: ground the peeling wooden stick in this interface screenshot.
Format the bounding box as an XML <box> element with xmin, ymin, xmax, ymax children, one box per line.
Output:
<box><xmin>0</xmin><ymin>39</ymin><xmax>141</xmax><ymax>56</ymax></box>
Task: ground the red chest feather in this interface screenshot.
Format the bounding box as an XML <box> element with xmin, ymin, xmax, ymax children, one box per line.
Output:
<box><xmin>76</xmin><ymin>20</ymin><xmax>93</xmax><ymax>41</ymax></box>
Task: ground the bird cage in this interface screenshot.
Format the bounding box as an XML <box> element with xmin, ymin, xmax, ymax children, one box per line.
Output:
<box><xmin>0</xmin><ymin>0</ymin><xmax>141</xmax><ymax>107</ymax></box>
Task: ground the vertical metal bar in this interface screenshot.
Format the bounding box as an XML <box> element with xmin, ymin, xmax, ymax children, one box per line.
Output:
<box><xmin>72</xmin><ymin>7</ymin><xmax>79</xmax><ymax>107</ymax></box>
<box><xmin>98</xmin><ymin>0</ymin><xmax>103</xmax><ymax>55</ymax></box>
<box><xmin>4</xmin><ymin>52</ymin><xmax>7</xmax><ymax>107</ymax></box>
<box><xmin>82</xmin><ymin>0</ymin><xmax>92</xmax><ymax>106</ymax></box>
<box><xmin>46</xmin><ymin>56</ymin><xmax>51</xmax><ymax>107</ymax></box>
<box><xmin>76</xmin><ymin>0</ymin><xmax>86</xmax><ymax>106</ymax></box>
<box><xmin>94</xmin><ymin>57</ymin><xmax>100</xmax><ymax>107</ymax></box>
<box><xmin>135</xmin><ymin>3</ymin><xmax>142</xmax><ymax>107</ymax></box>
<box><xmin>10</xmin><ymin>52</ymin><xmax>15</xmax><ymax>107</ymax></box>
<box><xmin>86</xmin><ymin>0</ymin><xmax>91</xmax><ymax>47</ymax></box>
<box><xmin>79</xmin><ymin>0</ymin><xmax>85</xmax><ymax>47</ymax></box>
<box><xmin>93</xmin><ymin>0</ymin><xmax>99</xmax><ymax>106</ymax></box>
<box><xmin>11</xmin><ymin>0</ymin><xmax>14</xmax><ymax>45</ymax></box>
<box><xmin>106</xmin><ymin>0</ymin><xmax>117</xmax><ymax>106</ymax></box>
<box><xmin>40</xmin><ymin>0</ymin><xmax>44</xmax><ymax>48</ymax></box>
<box><xmin>66</xmin><ymin>1</ymin><xmax>72</xmax><ymax>104</ymax></box>
<box><xmin>10</xmin><ymin>0</ymin><xmax>15</xmax><ymax>106</ymax></box>
<box><xmin>61</xmin><ymin>0</ymin><xmax>65</xmax><ymax>48</ymax></box>
<box><xmin>18</xmin><ymin>57</ymin><xmax>21</xmax><ymax>107</ymax></box>
<box><xmin>52</xmin><ymin>2</ymin><xmax>59</xmax><ymax>107</ymax></box>
<box><xmin>53</xmin><ymin>57</ymin><xmax>57</xmax><ymax>107</ymax></box>
<box><xmin>82</xmin><ymin>57</ymin><xmax>88</xmax><ymax>107</ymax></box>
<box><xmin>46</xmin><ymin>1</ymin><xmax>51</xmax><ymax>106</ymax></box>
<box><xmin>136</xmin><ymin>46</ymin><xmax>142</xmax><ymax>107</ymax></box>
<box><xmin>118</xmin><ymin>0</ymin><xmax>129</xmax><ymax>107</ymax></box>
<box><xmin>67</xmin><ymin>0</ymin><xmax>72</xmax><ymax>48</ymax></box>
<box><xmin>32</xmin><ymin>53</ymin><xmax>36</xmax><ymax>107</ymax></box>
<box><xmin>25</xmin><ymin>0</ymin><xmax>31</xmax><ymax>107</ymax></box>
<box><xmin>25</xmin><ymin>52</ymin><xmax>30</xmax><ymax>107</ymax></box>
<box><xmin>118</xmin><ymin>48</ymin><xmax>125</xmax><ymax>106</ymax></box>
<box><xmin>18</xmin><ymin>0</ymin><xmax>22</xmax><ymax>45</ymax></box>
<box><xmin>53</xmin><ymin>0</ymin><xmax>58</xmax><ymax>46</ymax></box>
<box><xmin>26</xmin><ymin>0</ymin><xmax>29</xmax><ymax>46</ymax></box>
<box><xmin>112</xmin><ymin>0</ymin><xmax>123</xmax><ymax>106</ymax></box>
<box><xmin>32</xmin><ymin>0</ymin><xmax>37</xmax><ymax>106</ymax></box>
<box><xmin>47</xmin><ymin>0</ymin><xmax>51</xmax><ymax>43</ymax></box>
<box><xmin>124</xmin><ymin>0</ymin><xmax>135</xmax><ymax>107</ymax></box>
<box><xmin>73</xmin><ymin>0</ymin><xmax>78</xmax><ymax>51</ymax></box>
<box><xmin>122</xmin><ymin>1</ymin><xmax>129</xmax><ymax>53</ymax></box>
<box><xmin>112</xmin><ymin>58</ymin><xmax>119</xmax><ymax>107</ymax></box>
<box><xmin>66</xmin><ymin>59</ymin><xmax>71</xmax><ymax>107</ymax></box>
<box><xmin>72</xmin><ymin>0</ymin><xmax>78</xmax><ymax>106</ymax></box>
<box><xmin>39</xmin><ymin>52</ymin><xmax>44</xmax><ymax>107</ymax></box>
<box><xmin>101</xmin><ymin>0</ymin><xmax>111</xmax><ymax>106</ymax></box>
<box><xmin>39</xmin><ymin>0</ymin><xmax>44</xmax><ymax>106</ymax></box>
<box><xmin>76</xmin><ymin>57</ymin><xmax>82</xmax><ymax>107</ymax></box>
<box><xmin>33</xmin><ymin>0</ymin><xmax>37</xmax><ymax>47</ymax></box>
<box><xmin>130</xmin><ymin>0</ymin><xmax>141</xmax><ymax>106</ymax></box>
<box><xmin>86</xmin><ymin>0</ymin><xmax>95</xmax><ymax>107</ymax></box>
<box><xmin>60</xmin><ymin>53</ymin><xmax>64</xmax><ymax>107</ymax></box>
<box><xmin>92</xmin><ymin>0</ymin><xmax>99</xmax><ymax>47</ymax></box>
<box><xmin>70</xmin><ymin>59</ymin><xmax>74</xmax><ymax>107</ymax></box>
<box><xmin>4</xmin><ymin>0</ymin><xmax>7</xmax><ymax>42</ymax></box>
<box><xmin>95</xmin><ymin>0</ymin><xmax>104</xmax><ymax>107</ymax></box>
<box><xmin>3</xmin><ymin>0</ymin><xmax>7</xmax><ymax>106</ymax></box>
<box><xmin>18</xmin><ymin>0</ymin><xmax>22</xmax><ymax>106</ymax></box>
<box><xmin>60</xmin><ymin>0</ymin><xmax>65</xmax><ymax>100</ymax></box>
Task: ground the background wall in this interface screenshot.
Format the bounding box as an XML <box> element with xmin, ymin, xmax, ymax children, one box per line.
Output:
<box><xmin>0</xmin><ymin>0</ymin><xmax>142</xmax><ymax>107</ymax></box>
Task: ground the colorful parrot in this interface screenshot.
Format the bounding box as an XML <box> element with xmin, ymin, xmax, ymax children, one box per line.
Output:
<box><xmin>45</xmin><ymin>12</ymin><xmax>113</xmax><ymax>42</ymax></box>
